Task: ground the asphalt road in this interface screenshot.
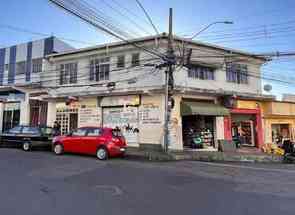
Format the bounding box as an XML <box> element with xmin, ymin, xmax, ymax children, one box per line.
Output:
<box><xmin>0</xmin><ymin>148</ymin><xmax>295</xmax><ymax>215</ymax></box>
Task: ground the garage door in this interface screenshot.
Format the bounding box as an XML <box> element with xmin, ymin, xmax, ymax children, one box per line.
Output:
<box><xmin>102</xmin><ymin>107</ymin><xmax>139</xmax><ymax>146</ymax></box>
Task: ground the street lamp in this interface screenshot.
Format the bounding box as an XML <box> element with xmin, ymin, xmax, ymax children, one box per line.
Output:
<box><xmin>190</xmin><ymin>21</ymin><xmax>234</xmax><ymax>39</ymax></box>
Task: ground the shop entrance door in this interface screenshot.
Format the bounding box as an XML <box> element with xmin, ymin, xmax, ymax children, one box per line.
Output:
<box><xmin>56</xmin><ymin>108</ymin><xmax>78</xmax><ymax>135</ymax></box>
<box><xmin>271</xmin><ymin>124</ymin><xmax>291</xmax><ymax>144</ymax></box>
<box><xmin>2</xmin><ymin>103</ymin><xmax>20</xmax><ymax>132</ymax></box>
<box><xmin>69</xmin><ymin>113</ymin><xmax>78</xmax><ymax>132</ymax></box>
<box><xmin>231</xmin><ymin>114</ymin><xmax>256</xmax><ymax>147</ymax></box>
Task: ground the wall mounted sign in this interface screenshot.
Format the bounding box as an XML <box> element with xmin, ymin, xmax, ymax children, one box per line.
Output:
<box><xmin>100</xmin><ymin>95</ymin><xmax>140</xmax><ymax>107</ymax></box>
<box><xmin>139</xmin><ymin>104</ymin><xmax>161</xmax><ymax>125</ymax></box>
<box><xmin>79</xmin><ymin>108</ymin><xmax>101</xmax><ymax>127</ymax></box>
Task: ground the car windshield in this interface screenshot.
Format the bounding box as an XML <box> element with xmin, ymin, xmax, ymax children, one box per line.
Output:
<box><xmin>87</xmin><ymin>128</ymin><xmax>101</xmax><ymax>136</ymax></box>
<box><xmin>72</xmin><ymin>128</ymin><xmax>87</xmax><ymax>136</ymax></box>
<box><xmin>40</xmin><ymin>127</ymin><xmax>53</xmax><ymax>135</ymax></box>
<box><xmin>22</xmin><ymin>127</ymin><xmax>40</xmax><ymax>135</ymax></box>
<box><xmin>8</xmin><ymin>126</ymin><xmax>22</xmax><ymax>134</ymax></box>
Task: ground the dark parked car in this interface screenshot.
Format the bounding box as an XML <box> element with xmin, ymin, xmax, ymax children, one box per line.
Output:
<box><xmin>0</xmin><ymin>125</ymin><xmax>54</xmax><ymax>151</ymax></box>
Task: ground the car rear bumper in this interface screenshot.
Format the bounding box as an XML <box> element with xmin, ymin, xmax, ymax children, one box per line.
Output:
<box><xmin>119</xmin><ymin>147</ymin><xmax>126</xmax><ymax>152</ymax></box>
<box><xmin>108</xmin><ymin>145</ymin><xmax>126</xmax><ymax>157</ymax></box>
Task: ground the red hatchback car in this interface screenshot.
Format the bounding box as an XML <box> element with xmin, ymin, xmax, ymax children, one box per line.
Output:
<box><xmin>52</xmin><ymin>127</ymin><xmax>126</xmax><ymax>160</ymax></box>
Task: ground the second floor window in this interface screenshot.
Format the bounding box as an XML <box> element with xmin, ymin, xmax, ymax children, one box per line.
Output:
<box><xmin>117</xmin><ymin>55</ymin><xmax>125</xmax><ymax>68</ymax></box>
<box><xmin>16</xmin><ymin>61</ymin><xmax>26</xmax><ymax>75</ymax></box>
<box><xmin>4</xmin><ymin>64</ymin><xmax>8</xmax><ymax>71</ymax></box>
<box><xmin>32</xmin><ymin>59</ymin><xmax>43</xmax><ymax>73</ymax></box>
<box><xmin>226</xmin><ymin>63</ymin><xmax>248</xmax><ymax>84</ymax></box>
<box><xmin>59</xmin><ymin>63</ymin><xmax>78</xmax><ymax>85</ymax></box>
<box><xmin>188</xmin><ymin>65</ymin><xmax>215</xmax><ymax>80</ymax></box>
<box><xmin>90</xmin><ymin>57</ymin><xmax>110</xmax><ymax>81</ymax></box>
<box><xmin>131</xmin><ymin>53</ymin><xmax>140</xmax><ymax>67</ymax></box>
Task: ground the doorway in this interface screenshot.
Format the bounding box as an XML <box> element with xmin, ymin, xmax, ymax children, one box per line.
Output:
<box><xmin>2</xmin><ymin>103</ymin><xmax>20</xmax><ymax>132</ymax></box>
<box><xmin>182</xmin><ymin>115</ymin><xmax>215</xmax><ymax>149</ymax></box>
<box><xmin>231</xmin><ymin>114</ymin><xmax>256</xmax><ymax>147</ymax></box>
<box><xmin>69</xmin><ymin>113</ymin><xmax>78</xmax><ymax>131</ymax></box>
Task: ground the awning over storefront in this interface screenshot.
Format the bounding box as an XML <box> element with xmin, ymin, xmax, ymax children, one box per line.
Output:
<box><xmin>181</xmin><ymin>101</ymin><xmax>229</xmax><ymax>116</ymax></box>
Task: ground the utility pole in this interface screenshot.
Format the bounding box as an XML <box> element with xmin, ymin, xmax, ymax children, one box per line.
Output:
<box><xmin>163</xmin><ymin>8</ymin><xmax>175</xmax><ymax>152</ymax></box>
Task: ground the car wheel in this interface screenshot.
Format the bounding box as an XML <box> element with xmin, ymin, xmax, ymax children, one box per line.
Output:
<box><xmin>96</xmin><ymin>147</ymin><xmax>108</xmax><ymax>160</ymax></box>
<box><xmin>53</xmin><ymin>144</ymin><xmax>63</xmax><ymax>155</ymax></box>
<box><xmin>23</xmin><ymin>142</ymin><xmax>31</xmax><ymax>151</ymax></box>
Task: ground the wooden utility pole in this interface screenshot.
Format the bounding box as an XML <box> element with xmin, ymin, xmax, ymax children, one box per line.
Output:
<box><xmin>164</xmin><ymin>8</ymin><xmax>175</xmax><ymax>152</ymax></box>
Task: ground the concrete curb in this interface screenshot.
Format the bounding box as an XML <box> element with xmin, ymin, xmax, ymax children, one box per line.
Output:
<box><xmin>126</xmin><ymin>148</ymin><xmax>284</xmax><ymax>163</ymax></box>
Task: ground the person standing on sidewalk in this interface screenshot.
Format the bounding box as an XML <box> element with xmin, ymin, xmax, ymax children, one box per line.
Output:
<box><xmin>53</xmin><ymin>121</ymin><xmax>61</xmax><ymax>136</ymax></box>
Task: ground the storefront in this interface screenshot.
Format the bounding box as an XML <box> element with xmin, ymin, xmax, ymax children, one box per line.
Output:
<box><xmin>101</xmin><ymin>95</ymin><xmax>140</xmax><ymax>147</ymax></box>
<box><xmin>271</xmin><ymin>123</ymin><xmax>292</xmax><ymax>144</ymax></box>
<box><xmin>224</xmin><ymin>103</ymin><xmax>263</xmax><ymax>148</ymax></box>
<box><xmin>0</xmin><ymin>90</ymin><xmax>25</xmax><ymax>132</ymax></box>
<box><xmin>30</xmin><ymin>100</ymin><xmax>48</xmax><ymax>127</ymax></box>
<box><xmin>180</xmin><ymin>100</ymin><xmax>229</xmax><ymax>150</ymax></box>
<box><xmin>263</xmin><ymin>117</ymin><xmax>295</xmax><ymax>145</ymax></box>
<box><xmin>55</xmin><ymin>98</ymin><xmax>101</xmax><ymax>135</ymax></box>
<box><xmin>2</xmin><ymin>102</ymin><xmax>20</xmax><ymax>132</ymax></box>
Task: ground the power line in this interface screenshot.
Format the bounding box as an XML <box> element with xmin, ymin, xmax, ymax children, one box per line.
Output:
<box><xmin>109</xmin><ymin>0</ymin><xmax>152</xmax><ymax>27</ymax></box>
<box><xmin>134</xmin><ymin>0</ymin><xmax>160</xmax><ymax>35</ymax></box>
<box><xmin>197</xmin><ymin>25</ymin><xmax>295</xmax><ymax>41</ymax></box>
<box><xmin>99</xmin><ymin>0</ymin><xmax>152</xmax><ymax>35</ymax></box>
<box><xmin>178</xmin><ymin>19</ymin><xmax>295</xmax><ymax>36</ymax></box>
<box><xmin>48</xmin><ymin>0</ymin><xmax>165</xmax><ymax>59</ymax></box>
<box><xmin>44</xmin><ymin>66</ymin><xmax>160</xmax><ymax>89</ymax></box>
<box><xmin>0</xmin><ymin>23</ymin><xmax>97</xmax><ymax>46</ymax></box>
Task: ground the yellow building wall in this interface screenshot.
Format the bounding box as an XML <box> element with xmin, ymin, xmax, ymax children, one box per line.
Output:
<box><xmin>269</xmin><ymin>102</ymin><xmax>295</xmax><ymax>116</ymax></box>
<box><xmin>219</xmin><ymin>99</ymin><xmax>295</xmax><ymax>145</ymax></box>
<box><xmin>237</xmin><ymin>100</ymin><xmax>260</xmax><ymax>109</ymax></box>
<box><xmin>236</xmin><ymin>100</ymin><xmax>267</xmax><ymax>114</ymax></box>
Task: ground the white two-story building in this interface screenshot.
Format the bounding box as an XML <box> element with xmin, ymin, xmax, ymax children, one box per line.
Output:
<box><xmin>40</xmin><ymin>34</ymin><xmax>271</xmax><ymax>151</ymax></box>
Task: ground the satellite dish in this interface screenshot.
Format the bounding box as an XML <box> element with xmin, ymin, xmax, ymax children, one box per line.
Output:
<box><xmin>264</xmin><ymin>84</ymin><xmax>272</xmax><ymax>92</ymax></box>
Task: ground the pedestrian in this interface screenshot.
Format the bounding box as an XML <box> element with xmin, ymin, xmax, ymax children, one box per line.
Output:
<box><xmin>53</xmin><ymin>121</ymin><xmax>61</xmax><ymax>136</ymax></box>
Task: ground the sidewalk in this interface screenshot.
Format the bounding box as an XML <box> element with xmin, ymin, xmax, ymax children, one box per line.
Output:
<box><xmin>125</xmin><ymin>147</ymin><xmax>283</xmax><ymax>163</ymax></box>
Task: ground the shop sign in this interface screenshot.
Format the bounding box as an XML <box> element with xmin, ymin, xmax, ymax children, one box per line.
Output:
<box><xmin>4</xmin><ymin>102</ymin><xmax>20</xmax><ymax>111</ymax></box>
<box><xmin>79</xmin><ymin>108</ymin><xmax>101</xmax><ymax>127</ymax></box>
<box><xmin>139</xmin><ymin>104</ymin><xmax>161</xmax><ymax>125</ymax></box>
<box><xmin>0</xmin><ymin>93</ymin><xmax>25</xmax><ymax>102</ymax></box>
<box><xmin>100</xmin><ymin>95</ymin><xmax>140</xmax><ymax>107</ymax></box>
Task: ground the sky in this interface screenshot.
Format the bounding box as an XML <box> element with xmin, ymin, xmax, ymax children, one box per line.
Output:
<box><xmin>1</xmin><ymin>0</ymin><xmax>295</xmax><ymax>98</ymax></box>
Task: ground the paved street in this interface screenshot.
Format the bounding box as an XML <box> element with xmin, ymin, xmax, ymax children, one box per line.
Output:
<box><xmin>0</xmin><ymin>149</ymin><xmax>295</xmax><ymax>215</ymax></box>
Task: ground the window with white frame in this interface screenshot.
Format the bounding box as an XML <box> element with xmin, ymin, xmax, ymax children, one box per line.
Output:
<box><xmin>32</xmin><ymin>59</ymin><xmax>43</xmax><ymax>73</ymax></box>
<box><xmin>90</xmin><ymin>57</ymin><xmax>110</xmax><ymax>81</ymax></box>
<box><xmin>4</xmin><ymin>64</ymin><xmax>8</xmax><ymax>72</ymax></box>
<box><xmin>226</xmin><ymin>63</ymin><xmax>248</xmax><ymax>84</ymax></box>
<box><xmin>131</xmin><ymin>53</ymin><xmax>140</xmax><ymax>67</ymax></box>
<box><xmin>59</xmin><ymin>62</ymin><xmax>78</xmax><ymax>85</ymax></box>
<box><xmin>188</xmin><ymin>65</ymin><xmax>215</xmax><ymax>80</ymax></box>
<box><xmin>117</xmin><ymin>55</ymin><xmax>125</xmax><ymax>68</ymax></box>
<box><xmin>16</xmin><ymin>61</ymin><xmax>26</xmax><ymax>75</ymax></box>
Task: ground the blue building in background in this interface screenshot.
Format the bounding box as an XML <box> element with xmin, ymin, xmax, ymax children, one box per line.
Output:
<box><xmin>0</xmin><ymin>37</ymin><xmax>73</xmax><ymax>132</ymax></box>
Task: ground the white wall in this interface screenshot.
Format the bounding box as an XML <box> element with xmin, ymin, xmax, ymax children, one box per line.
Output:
<box><xmin>174</xmin><ymin>63</ymin><xmax>262</xmax><ymax>95</ymax></box>
<box><xmin>45</xmin><ymin>39</ymin><xmax>265</xmax><ymax>97</ymax></box>
<box><xmin>15</xmin><ymin>43</ymin><xmax>27</xmax><ymax>63</ymax></box>
<box><xmin>53</xmin><ymin>38</ymin><xmax>75</xmax><ymax>53</ymax></box>
<box><xmin>44</xmin><ymin>43</ymin><xmax>166</xmax><ymax>91</ymax></box>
